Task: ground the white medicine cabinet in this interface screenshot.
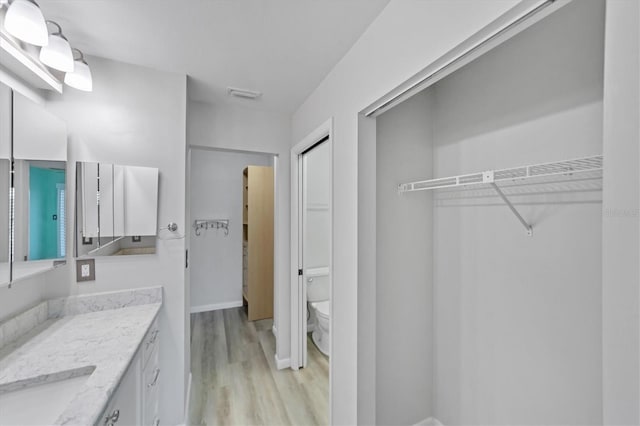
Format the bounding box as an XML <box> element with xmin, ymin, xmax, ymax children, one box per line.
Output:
<box><xmin>75</xmin><ymin>161</ymin><xmax>159</xmax><ymax>257</ymax></box>
<box><xmin>0</xmin><ymin>83</ymin><xmax>68</xmax><ymax>287</ymax></box>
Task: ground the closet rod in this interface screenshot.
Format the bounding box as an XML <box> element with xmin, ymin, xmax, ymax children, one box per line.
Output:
<box><xmin>363</xmin><ymin>0</ymin><xmax>558</xmax><ymax>117</ymax></box>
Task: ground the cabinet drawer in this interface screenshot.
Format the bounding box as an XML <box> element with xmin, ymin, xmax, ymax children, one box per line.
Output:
<box><xmin>142</xmin><ymin>318</ymin><xmax>159</xmax><ymax>370</ymax></box>
<box><xmin>143</xmin><ymin>377</ymin><xmax>160</xmax><ymax>426</ymax></box>
<box><xmin>142</xmin><ymin>345</ymin><xmax>160</xmax><ymax>426</ymax></box>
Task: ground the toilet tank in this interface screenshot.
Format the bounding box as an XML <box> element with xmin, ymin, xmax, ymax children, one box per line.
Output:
<box><xmin>306</xmin><ymin>267</ymin><xmax>329</xmax><ymax>302</ymax></box>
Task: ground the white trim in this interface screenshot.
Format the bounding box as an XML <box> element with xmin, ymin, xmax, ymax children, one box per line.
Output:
<box><xmin>190</xmin><ymin>300</ymin><xmax>243</xmax><ymax>313</ymax></box>
<box><xmin>414</xmin><ymin>417</ymin><xmax>444</xmax><ymax>426</ymax></box>
<box><xmin>274</xmin><ymin>353</ymin><xmax>291</xmax><ymax>370</ymax></box>
<box><xmin>290</xmin><ymin>117</ymin><xmax>333</xmax><ymax>425</ymax></box>
<box><xmin>362</xmin><ymin>0</ymin><xmax>570</xmax><ymax>117</ymax></box>
<box><xmin>184</xmin><ymin>372</ymin><xmax>193</xmax><ymax>426</ymax></box>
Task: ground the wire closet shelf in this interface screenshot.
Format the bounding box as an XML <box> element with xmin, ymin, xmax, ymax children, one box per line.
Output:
<box><xmin>398</xmin><ymin>155</ymin><xmax>603</xmax><ymax>237</ymax></box>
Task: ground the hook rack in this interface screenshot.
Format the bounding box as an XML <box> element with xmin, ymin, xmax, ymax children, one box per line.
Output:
<box><xmin>193</xmin><ymin>219</ymin><xmax>229</xmax><ymax>237</ymax></box>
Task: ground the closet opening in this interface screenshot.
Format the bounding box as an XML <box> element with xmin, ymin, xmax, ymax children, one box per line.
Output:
<box><xmin>363</xmin><ymin>0</ymin><xmax>605</xmax><ymax>424</ymax></box>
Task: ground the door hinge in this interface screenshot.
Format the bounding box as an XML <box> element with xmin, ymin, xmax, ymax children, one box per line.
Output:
<box><xmin>298</xmin><ymin>269</ymin><xmax>303</xmax><ymax>276</ymax></box>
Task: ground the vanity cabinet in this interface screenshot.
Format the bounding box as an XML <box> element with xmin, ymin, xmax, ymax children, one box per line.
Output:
<box><xmin>100</xmin><ymin>317</ymin><xmax>160</xmax><ymax>426</ymax></box>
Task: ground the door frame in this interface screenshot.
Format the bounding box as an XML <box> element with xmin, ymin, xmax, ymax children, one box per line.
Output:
<box><xmin>290</xmin><ymin>118</ymin><xmax>333</xmax><ymax>396</ymax></box>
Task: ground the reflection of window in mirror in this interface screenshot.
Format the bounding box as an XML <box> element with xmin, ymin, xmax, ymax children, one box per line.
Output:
<box><xmin>14</xmin><ymin>160</ymin><xmax>66</xmax><ymax>261</ymax></box>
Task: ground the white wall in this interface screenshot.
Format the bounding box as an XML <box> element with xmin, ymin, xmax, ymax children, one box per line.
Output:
<box><xmin>43</xmin><ymin>55</ymin><xmax>188</xmax><ymax>425</ymax></box>
<box><xmin>189</xmin><ymin>149</ymin><xmax>272</xmax><ymax>311</ymax></box>
<box><xmin>429</xmin><ymin>1</ymin><xmax>604</xmax><ymax>423</ymax></box>
<box><xmin>602</xmin><ymin>0</ymin><xmax>640</xmax><ymax>423</ymax></box>
<box><xmin>292</xmin><ymin>1</ymin><xmax>520</xmax><ymax>423</ymax></box>
<box><xmin>187</xmin><ymin>100</ymin><xmax>291</xmax><ymax>360</ymax></box>
<box><xmin>376</xmin><ymin>91</ymin><xmax>434</xmax><ymax>424</ymax></box>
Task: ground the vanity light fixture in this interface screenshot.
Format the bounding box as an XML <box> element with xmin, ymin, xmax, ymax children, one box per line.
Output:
<box><xmin>39</xmin><ymin>20</ymin><xmax>74</xmax><ymax>72</ymax></box>
<box><xmin>3</xmin><ymin>0</ymin><xmax>49</xmax><ymax>46</ymax></box>
<box><xmin>64</xmin><ymin>48</ymin><xmax>92</xmax><ymax>92</ymax></box>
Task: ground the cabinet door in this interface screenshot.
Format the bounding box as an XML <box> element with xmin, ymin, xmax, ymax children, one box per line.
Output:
<box><xmin>101</xmin><ymin>355</ymin><xmax>141</xmax><ymax>426</ymax></box>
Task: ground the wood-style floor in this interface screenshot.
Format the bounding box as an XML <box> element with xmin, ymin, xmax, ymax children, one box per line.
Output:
<box><xmin>189</xmin><ymin>308</ymin><xmax>329</xmax><ymax>426</ymax></box>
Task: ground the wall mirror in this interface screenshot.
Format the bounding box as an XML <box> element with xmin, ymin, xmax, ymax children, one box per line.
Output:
<box><xmin>75</xmin><ymin>161</ymin><xmax>159</xmax><ymax>257</ymax></box>
<box><xmin>0</xmin><ymin>83</ymin><xmax>10</xmax><ymax>286</ymax></box>
<box><xmin>12</xmin><ymin>90</ymin><xmax>68</xmax><ymax>282</ymax></box>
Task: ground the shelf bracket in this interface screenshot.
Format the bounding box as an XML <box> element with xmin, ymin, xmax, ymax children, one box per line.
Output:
<box><xmin>489</xmin><ymin>182</ymin><xmax>533</xmax><ymax>237</ymax></box>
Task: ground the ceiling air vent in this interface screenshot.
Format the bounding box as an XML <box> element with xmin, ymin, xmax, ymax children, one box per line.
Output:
<box><xmin>227</xmin><ymin>87</ymin><xmax>262</xmax><ymax>100</ymax></box>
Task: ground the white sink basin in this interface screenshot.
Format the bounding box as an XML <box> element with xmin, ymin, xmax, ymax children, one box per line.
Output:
<box><xmin>0</xmin><ymin>374</ymin><xmax>90</xmax><ymax>426</ymax></box>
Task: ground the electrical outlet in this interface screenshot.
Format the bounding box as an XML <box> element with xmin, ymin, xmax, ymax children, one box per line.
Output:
<box><xmin>76</xmin><ymin>259</ymin><xmax>95</xmax><ymax>282</ymax></box>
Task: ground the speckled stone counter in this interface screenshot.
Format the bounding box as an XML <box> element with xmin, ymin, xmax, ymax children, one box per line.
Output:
<box><xmin>0</xmin><ymin>287</ymin><xmax>162</xmax><ymax>425</ymax></box>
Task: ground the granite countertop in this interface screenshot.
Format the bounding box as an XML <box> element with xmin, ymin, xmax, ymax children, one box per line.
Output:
<box><xmin>0</xmin><ymin>290</ymin><xmax>161</xmax><ymax>426</ymax></box>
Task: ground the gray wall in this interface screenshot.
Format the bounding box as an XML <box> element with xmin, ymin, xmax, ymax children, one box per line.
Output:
<box><xmin>432</xmin><ymin>1</ymin><xmax>604</xmax><ymax>424</ymax></box>
<box><xmin>602</xmin><ymin>0</ymin><xmax>640</xmax><ymax>423</ymax></box>
<box><xmin>376</xmin><ymin>90</ymin><xmax>435</xmax><ymax>425</ymax></box>
<box><xmin>189</xmin><ymin>149</ymin><xmax>271</xmax><ymax>311</ymax></box>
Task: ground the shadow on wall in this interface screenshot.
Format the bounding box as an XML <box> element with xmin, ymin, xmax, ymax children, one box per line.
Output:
<box><xmin>432</xmin><ymin>0</ymin><xmax>604</xmax><ymax>146</ymax></box>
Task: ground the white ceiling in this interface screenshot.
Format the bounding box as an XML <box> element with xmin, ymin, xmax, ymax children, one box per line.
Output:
<box><xmin>39</xmin><ymin>0</ymin><xmax>390</xmax><ymax>113</ymax></box>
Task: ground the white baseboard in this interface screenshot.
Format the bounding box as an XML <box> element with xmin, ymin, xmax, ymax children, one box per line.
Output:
<box><xmin>190</xmin><ymin>300</ymin><xmax>243</xmax><ymax>313</ymax></box>
<box><xmin>274</xmin><ymin>353</ymin><xmax>291</xmax><ymax>370</ymax></box>
<box><xmin>414</xmin><ymin>417</ymin><xmax>443</xmax><ymax>426</ymax></box>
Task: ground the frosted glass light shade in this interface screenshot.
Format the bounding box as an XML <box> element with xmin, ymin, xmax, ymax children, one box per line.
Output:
<box><xmin>39</xmin><ymin>34</ymin><xmax>74</xmax><ymax>72</ymax></box>
<box><xmin>64</xmin><ymin>60</ymin><xmax>92</xmax><ymax>92</ymax></box>
<box><xmin>4</xmin><ymin>0</ymin><xmax>48</xmax><ymax>46</ymax></box>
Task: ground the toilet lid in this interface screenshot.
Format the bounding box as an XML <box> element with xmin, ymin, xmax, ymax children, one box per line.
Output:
<box><xmin>313</xmin><ymin>301</ymin><xmax>330</xmax><ymax>317</ymax></box>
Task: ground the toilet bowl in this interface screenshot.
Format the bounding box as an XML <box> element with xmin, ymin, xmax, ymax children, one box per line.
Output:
<box><xmin>306</xmin><ymin>269</ymin><xmax>330</xmax><ymax>357</ymax></box>
<box><xmin>310</xmin><ymin>300</ymin><xmax>330</xmax><ymax>356</ymax></box>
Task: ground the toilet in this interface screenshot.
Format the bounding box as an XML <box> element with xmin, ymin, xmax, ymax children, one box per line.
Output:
<box><xmin>306</xmin><ymin>270</ymin><xmax>330</xmax><ymax>357</ymax></box>
<box><xmin>310</xmin><ymin>300</ymin><xmax>330</xmax><ymax>356</ymax></box>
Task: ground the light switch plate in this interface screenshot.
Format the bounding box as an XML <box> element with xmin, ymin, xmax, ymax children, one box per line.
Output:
<box><xmin>76</xmin><ymin>258</ymin><xmax>95</xmax><ymax>282</ymax></box>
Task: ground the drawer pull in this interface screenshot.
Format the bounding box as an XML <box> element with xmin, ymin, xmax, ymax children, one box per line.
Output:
<box><xmin>147</xmin><ymin>368</ymin><xmax>160</xmax><ymax>388</ymax></box>
<box><xmin>146</xmin><ymin>330</ymin><xmax>159</xmax><ymax>347</ymax></box>
<box><xmin>104</xmin><ymin>409</ymin><xmax>119</xmax><ymax>425</ymax></box>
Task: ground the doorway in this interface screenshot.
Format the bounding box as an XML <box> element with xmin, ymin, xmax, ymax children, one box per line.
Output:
<box><xmin>291</xmin><ymin>118</ymin><xmax>333</xmax><ymax>419</ymax></box>
<box><xmin>188</xmin><ymin>148</ymin><xmax>275</xmax><ymax>314</ymax></box>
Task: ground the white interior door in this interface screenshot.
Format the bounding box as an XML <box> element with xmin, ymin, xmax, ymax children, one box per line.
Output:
<box><xmin>299</xmin><ymin>139</ymin><xmax>331</xmax><ymax>367</ymax></box>
<box><xmin>299</xmin><ymin>153</ymin><xmax>308</xmax><ymax>367</ymax></box>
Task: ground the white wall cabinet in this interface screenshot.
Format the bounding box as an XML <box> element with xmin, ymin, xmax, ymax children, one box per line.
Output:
<box><xmin>100</xmin><ymin>317</ymin><xmax>160</xmax><ymax>426</ymax></box>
